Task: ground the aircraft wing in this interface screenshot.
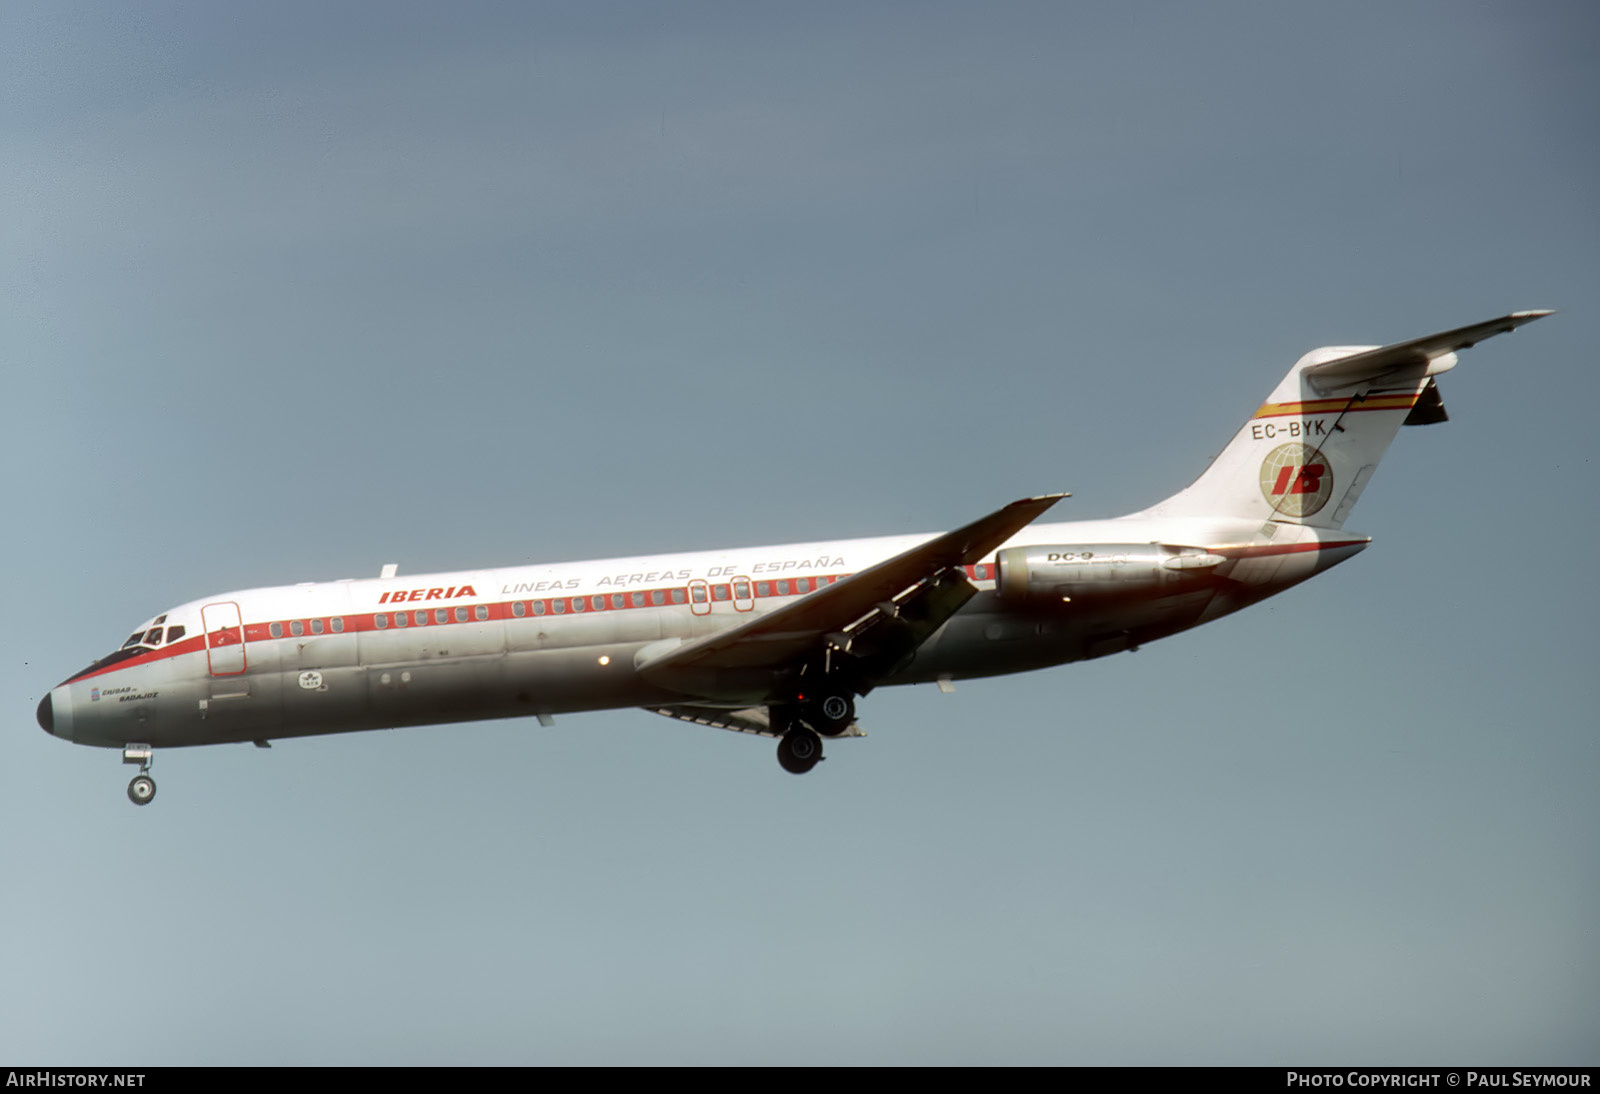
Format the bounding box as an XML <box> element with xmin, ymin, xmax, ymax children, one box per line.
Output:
<box><xmin>636</xmin><ymin>494</ymin><xmax>1065</xmax><ymax>689</ymax></box>
<box><xmin>1304</xmin><ymin>310</ymin><xmax>1554</xmax><ymax>393</ymax></box>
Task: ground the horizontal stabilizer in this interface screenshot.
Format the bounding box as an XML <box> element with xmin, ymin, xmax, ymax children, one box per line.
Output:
<box><xmin>1303</xmin><ymin>310</ymin><xmax>1553</xmax><ymax>393</ymax></box>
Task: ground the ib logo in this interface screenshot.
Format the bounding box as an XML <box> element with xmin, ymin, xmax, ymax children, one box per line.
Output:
<box><xmin>1259</xmin><ymin>443</ymin><xmax>1333</xmax><ymax>518</ymax></box>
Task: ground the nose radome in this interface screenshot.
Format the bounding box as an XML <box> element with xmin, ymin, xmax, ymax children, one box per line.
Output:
<box><xmin>36</xmin><ymin>692</ymin><xmax>54</xmax><ymax>735</ymax></box>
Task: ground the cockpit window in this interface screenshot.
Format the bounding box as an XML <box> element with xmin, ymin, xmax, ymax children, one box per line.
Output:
<box><xmin>81</xmin><ymin>619</ymin><xmax>172</xmax><ymax>680</ymax></box>
<box><xmin>167</xmin><ymin>625</ymin><xmax>186</xmax><ymax>644</ymax></box>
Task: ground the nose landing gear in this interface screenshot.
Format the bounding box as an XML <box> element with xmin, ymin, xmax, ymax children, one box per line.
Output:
<box><xmin>123</xmin><ymin>744</ymin><xmax>156</xmax><ymax>806</ymax></box>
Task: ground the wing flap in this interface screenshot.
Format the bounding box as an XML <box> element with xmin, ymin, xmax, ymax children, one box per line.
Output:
<box><xmin>643</xmin><ymin>704</ymin><xmax>866</xmax><ymax>739</ymax></box>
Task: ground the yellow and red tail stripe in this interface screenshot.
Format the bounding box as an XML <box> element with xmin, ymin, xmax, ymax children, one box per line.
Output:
<box><xmin>1252</xmin><ymin>392</ymin><xmax>1420</xmax><ymax>420</ymax></box>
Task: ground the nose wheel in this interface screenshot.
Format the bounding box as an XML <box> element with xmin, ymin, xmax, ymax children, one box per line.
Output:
<box><xmin>127</xmin><ymin>774</ymin><xmax>157</xmax><ymax>805</ymax></box>
<box><xmin>123</xmin><ymin>743</ymin><xmax>156</xmax><ymax>806</ymax></box>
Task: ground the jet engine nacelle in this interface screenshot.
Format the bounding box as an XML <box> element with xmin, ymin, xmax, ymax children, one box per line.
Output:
<box><xmin>995</xmin><ymin>544</ymin><xmax>1227</xmax><ymax>603</ymax></box>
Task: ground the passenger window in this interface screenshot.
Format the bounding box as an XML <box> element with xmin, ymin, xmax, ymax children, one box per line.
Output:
<box><xmin>593</xmin><ymin>596</ymin><xmax>606</xmax><ymax>611</ymax></box>
<box><xmin>671</xmin><ymin>588</ymin><xmax>687</xmax><ymax>604</ymax></box>
<box><xmin>416</xmin><ymin>611</ymin><xmax>428</xmax><ymax>626</ymax></box>
<box><xmin>270</xmin><ymin>623</ymin><xmax>283</xmax><ymax>638</ymax></box>
<box><xmin>691</xmin><ymin>586</ymin><xmax>707</xmax><ymax>604</ymax></box>
<box><xmin>376</xmin><ymin>614</ymin><xmax>388</xmax><ymax>629</ymax></box>
<box><xmin>572</xmin><ymin>598</ymin><xmax>586</xmax><ymax>613</ymax></box>
<box><xmin>712</xmin><ymin>585</ymin><xmax>729</xmax><ymax>601</ymax></box>
<box><xmin>331</xmin><ymin>617</ymin><xmax>344</xmax><ymax>633</ymax></box>
<box><xmin>513</xmin><ymin>601</ymin><xmax>525</xmax><ymax>618</ymax></box>
<box><xmin>611</xmin><ymin>594</ymin><xmax>624</xmax><ymax>609</ymax></box>
<box><xmin>734</xmin><ymin>580</ymin><xmax>750</xmax><ymax>599</ymax></box>
<box><xmin>533</xmin><ymin>601</ymin><xmax>546</xmax><ymax>616</ymax></box>
<box><xmin>476</xmin><ymin>604</ymin><xmax>488</xmax><ymax>621</ymax></box>
<box><xmin>396</xmin><ymin>613</ymin><xmax>409</xmax><ymax>627</ymax></box>
<box><xmin>436</xmin><ymin>608</ymin><xmax>449</xmax><ymax>624</ymax></box>
<box><xmin>290</xmin><ymin>620</ymin><xmax>304</xmax><ymax>637</ymax></box>
<box><xmin>454</xmin><ymin>607</ymin><xmax>467</xmax><ymax>623</ymax></box>
<box><xmin>167</xmin><ymin>625</ymin><xmax>186</xmax><ymax>643</ymax></box>
<box><xmin>651</xmin><ymin>590</ymin><xmax>665</xmax><ymax>606</ymax></box>
<box><xmin>311</xmin><ymin>619</ymin><xmax>324</xmax><ymax>634</ymax></box>
<box><xmin>553</xmin><ymin>599</ymin><xmax>566</xmax><ymax>614</ymax></box>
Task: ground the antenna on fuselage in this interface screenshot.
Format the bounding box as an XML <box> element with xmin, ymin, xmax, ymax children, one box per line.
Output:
<box><xmin>380</xmin><ymin>563</ymin><xmax>398</xmax><ymax>579</ymax></box>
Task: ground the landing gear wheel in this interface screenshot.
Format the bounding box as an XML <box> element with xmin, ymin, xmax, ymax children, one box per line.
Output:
<box><xmin>777</xmin><ymin>728</ymin><xmax>823</xmax><ymax>775</ymax></box>
<box><xmin>803</xmin><ymin>692</ymin><xmax>855</xmax><ymax>736</ymax></box>
<box><xmin>127</xmin><ymin>774</ymin><xmax>157</xmax><ymax>806</ymax></box>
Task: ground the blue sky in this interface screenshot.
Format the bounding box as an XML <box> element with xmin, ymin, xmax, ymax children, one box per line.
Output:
<box><xmin>3</xmin><ymin>1</ymin><xmax>1596</xmax><ymax>1065</ymax></box>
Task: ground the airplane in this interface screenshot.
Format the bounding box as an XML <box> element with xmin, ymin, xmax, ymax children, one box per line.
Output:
<box><xmin>37</xmin><ymin>311</ymin><xmax>1552</xmax><ymax>804</ymax></box>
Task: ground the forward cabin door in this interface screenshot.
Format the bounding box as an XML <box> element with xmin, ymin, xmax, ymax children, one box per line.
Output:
<box><xmin>198</xmin><ymin>599</ymin><xmax>282</xmax><ymax>740</ymax></box>
<box><xmin>201</xmin><ymin>602</ymin><xmax>246</xmax><ymax>676</ymax></box>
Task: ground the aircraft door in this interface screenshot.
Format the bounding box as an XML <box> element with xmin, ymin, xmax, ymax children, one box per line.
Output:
<box><xmin>201</xmin><ymin>602</ymin><xmax>247</xmax><ymax>676</ymax></box>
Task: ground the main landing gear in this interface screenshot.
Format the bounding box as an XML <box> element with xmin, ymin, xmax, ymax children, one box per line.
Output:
<box><xmin>777</xmin><ymin>727</ymin><xmax>824</xmax><ymax>775</ymax></box>
<box><xmin>123</xmin><ymin>743</ymin><xmax>156</xmax><ymax>806</ymax></box>
<box><xmin>801</xmin><ymin>692</ymin><xmax>855</xmax><ymax>737</ymax></box>
<box><xmin>773</xmin><ymin>690</ymin><xmax>857</xmax><ymax>775</ymax></box>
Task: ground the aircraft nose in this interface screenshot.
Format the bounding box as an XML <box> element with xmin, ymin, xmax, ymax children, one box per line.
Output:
<box><xmin>36</xmin><ymin>687</ymin><xmax>72</xmax><ymax>742</ymax></box>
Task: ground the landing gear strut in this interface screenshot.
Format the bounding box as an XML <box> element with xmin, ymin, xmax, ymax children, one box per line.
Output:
<box><xmin>123</xmin><ymin>744</ymin><xmax>156</xmax><ymax>806</ymax></box>
<box><xmin>777</xmin><ymin>727</ymin><xmax>824</xmax><ymax>775</ymax></box>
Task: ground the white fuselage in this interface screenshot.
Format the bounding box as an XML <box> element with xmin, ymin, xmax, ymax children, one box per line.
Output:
<box><xmin>41</xmin><ymin>511</ymin><xmax>1368</xmax><ymax>751</ymax></box>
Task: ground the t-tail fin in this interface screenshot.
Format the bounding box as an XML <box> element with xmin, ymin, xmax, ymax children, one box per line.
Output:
<box><xmin>1139</xmin><ymin>311</ymin><xmax>1553</xmax><ymax>529</ymax></box>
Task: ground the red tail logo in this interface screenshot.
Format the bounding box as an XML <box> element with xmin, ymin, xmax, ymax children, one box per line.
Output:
<box><xmin>1259</xmin><ymin>443</ymin><xmax>1333</xmax><ymax>517</ymax></box>
<box><xmin>1270</xmin><ymin>463</ymin><xmax>1326</xmax><ymax>496</ymax></box>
